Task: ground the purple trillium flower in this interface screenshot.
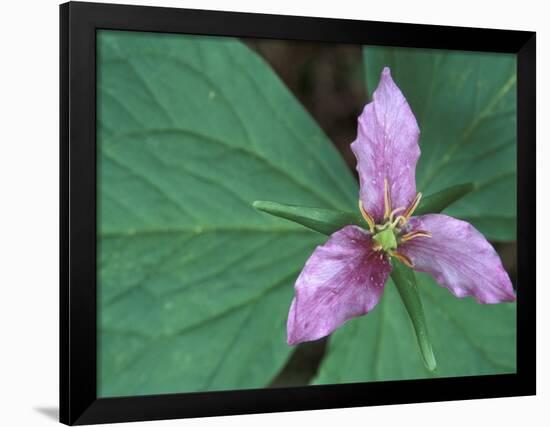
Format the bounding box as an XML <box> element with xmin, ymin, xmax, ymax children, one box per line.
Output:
<box><xmin>287</xmin><ymin>67</ymin><xmax>516</xmax><ymax>346</ymax></box>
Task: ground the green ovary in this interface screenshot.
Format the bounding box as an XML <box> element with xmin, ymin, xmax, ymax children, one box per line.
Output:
<box><xmin>373</xmin><ymin>228</ymin><xmax>398</xmax><ymax>251</ymax></box>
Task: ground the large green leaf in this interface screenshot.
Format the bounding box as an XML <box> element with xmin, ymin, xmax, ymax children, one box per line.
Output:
<box><xmin>97</xmin><ymin>31</ymin><xmax>358</xmax><ymax>397</ymax></box>
<box><xmin>314</xmin><ymin>273</ymin><xmax>516</xmax><ymax>384</ymax></box>
<box><xmin>364</xmin><ymin>47</ymin><xmax>517</xmax><ymax>241</ymax></box>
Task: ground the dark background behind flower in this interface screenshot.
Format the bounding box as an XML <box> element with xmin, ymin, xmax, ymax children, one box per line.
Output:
<box><xmin>246</xmin><ymin>38</ymin><xmax>517</xmax><ymax>387</ymax></box>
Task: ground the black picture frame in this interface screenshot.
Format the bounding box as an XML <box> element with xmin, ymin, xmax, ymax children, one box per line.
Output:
<box><xmin>60</xmin><ymin>1</ymin><xmax>536</xmax><ymax>425</ymax></box>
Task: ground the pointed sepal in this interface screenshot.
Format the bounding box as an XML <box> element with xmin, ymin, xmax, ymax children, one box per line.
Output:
<box><xmin>252</xmin><ymin>201</ymin><xmax>363</xmax><ymax>236</ymax></box>
<box><xmin>391</xmin><ymin>260</ymin><xmax>437</xmax><ymax>372</ymax></box>
<box><xmin>415</xmin><ymin>183</ymin><xmax>475</xmax><ymax>216</ymax></box>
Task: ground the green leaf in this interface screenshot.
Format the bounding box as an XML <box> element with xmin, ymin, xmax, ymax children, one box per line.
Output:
<box><xmin>97</xmin><ymin>31</ymin><xmax>358</xmax><ymax>396</ymax></box>
<box><xmin>390</xmin><ymin>261</ymin><xmax>436</xmax><ymax>371</ymax></box>
<box><xmin>313</xmin><ymin>273</ymin><xmax>516</xmax><ymax>384</ymax></box>
<box><xmin>364</xmin><ymin>48</ymin><xmax>516</xmax><ymax>241</ymax></box>
<box><xmin>415</xmin><ymin>183</ymin><xmax>475</xmax><ymax>216</ymax></box>
<box><xmin>253</xmin><ymin>200</ymin><xmax>363</xmax><ymax>236</ymax></box>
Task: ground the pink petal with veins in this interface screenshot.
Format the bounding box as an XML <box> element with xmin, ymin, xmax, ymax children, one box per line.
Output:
<box><xmin>400</xmin><ymin>214</ymin><xmax>516</xmax><ymax>303</ymax></box>
<box><xmin>287</xmin><ymin>225</ymin><xmax>392</xmax><ymax>345</ymax></box>
<box><xmin>351</xmin><ymin>67</ymin><xmax>420</xmax><ymax>221</ymax></box>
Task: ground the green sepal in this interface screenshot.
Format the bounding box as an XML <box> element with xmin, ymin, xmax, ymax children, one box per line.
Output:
<box><xmin>253</xmin><ymin>183</ymin><xmax>474</xmax><ymax>237</ymax></box>
<box><xmin>252</xmin><ymin>201</ymin><xmax>363</xmax><ymax>236</ymax></box>
<box><xmin>391</xmin><ymin>260</ymin><xmax>437</xmax><ymax>372</ymax></box>
<box><xmin>415</xmin><ymin>183</ymin><xmax>475</xmax><ymax>216</ymax></box>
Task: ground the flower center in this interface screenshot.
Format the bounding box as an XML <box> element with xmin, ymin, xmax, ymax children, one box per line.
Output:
<box><xmin>373</xmin><ymin>227</ymin><xmax>397</xmax><ymax>251</ymax></box>
<box><xmin>358</xmin><ymin>178</ymin><xmax>431</xmax><ymax>267</ymax></box>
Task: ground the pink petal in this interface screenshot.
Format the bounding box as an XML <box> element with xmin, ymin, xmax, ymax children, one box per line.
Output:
<box><xmin>351</xmin><ymin>67</ymin><xmax>420</xmax><ymax>222</ymax></box>
<box><xmin>399</xmin><ymin>214</ymin><xmax>516</xmax><ymax>304</ymax></box>
<box><xmin>287</xmin><ymin>225</ymin><xmax>392</xmax><ymax>345</ymax></box>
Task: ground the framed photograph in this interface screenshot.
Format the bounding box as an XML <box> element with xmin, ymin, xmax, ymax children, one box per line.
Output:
<box><xmin>60</xmin><ymin>1</ymin><xmax>536</xmax><ymax>424</ymax></box>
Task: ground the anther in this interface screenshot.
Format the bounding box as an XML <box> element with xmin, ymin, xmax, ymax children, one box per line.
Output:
<box><xmin>400</xmin><ymin>230</ymin><xmax>432</xmax><ymax>242</ymax></box>
<box><xmin>389</xmin><ymin>207</ymin><xmax>405</xmax><ymax>222</ymax></box>
<box><xmin>358</xmin><ymin>200</ymin><xmax>375</xmax><ymax>233</ymax></box>
<box><xmin>383</xmin><ymin>178</ymin><xmax>392</xmax><ymax>220</ymax></box>
<box><xmin>391</xmin><ymin>215</ymin><xmax>407</xmax><ymax>228</ymax></box>
<box><xmin>389</xmin><ymin>250</ymin><xmax>414</xmax><ymax>268</ymax></box>
<box><xmin>403</xmin><ymin>192</ymin><xmax>422</xmax><ymax>220</ymax></box>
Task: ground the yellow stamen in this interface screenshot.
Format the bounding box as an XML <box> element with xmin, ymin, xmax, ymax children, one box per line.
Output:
<box><xmin>383</xmin><ymin>178</ymin><xmax>392</xmax><ymax>220</ymax></box>
<box><xmin>389</xmin><ymin>250</ymin><xmax>414</xmax><ymax>268</ymax></box>
<box><xmin>375</xmin><ymin>222</ymin><xmax>390</xmax><ymax>231</ymax></box>
<box><xmin>403</xmin><ymin>192</ymin><xmax>422</xmax><ymax>220</ymax></box>
<box><xmin>358</xmin><ymin>200</ymin><xmax>375</xmax><ymax>233</ymax></box>
<box><xmin>391</xmin><ymin>215</ymin><xmax>407</xmax><ymax>228</ymax></box>
<box><xmin>389</xmin><ymin>206</ymin><xmax>405</xmax><ymax>222</ymax></box>
<box><xmin>400</xmin><ymin>230</ymin><xmax>432</xmax><ymax>243</ymax></box>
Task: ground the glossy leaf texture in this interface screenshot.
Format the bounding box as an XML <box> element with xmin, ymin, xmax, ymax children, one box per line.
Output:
<box><xmin>364</xmin><ymin>47</ymin><xmax>517</xmax><ymax>241</ymax></box>
<box><xmin>97</xmin><ymin>31</ymin><xmax>358</xmax><ymax>396</ymax></box>
<box><xmin>314</xmin><ymin>273</ymin><xmax>516</xmax><ymax>384</ymax></box>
